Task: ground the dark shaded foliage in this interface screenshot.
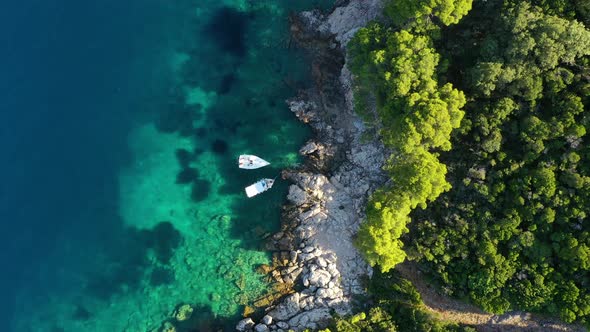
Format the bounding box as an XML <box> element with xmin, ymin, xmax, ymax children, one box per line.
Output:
<box><xmin>328</xmin><ymin>270</ymin><xmax>472</xmax><ymax>331</ymax></box>
<box><xmin>405</xmin><ymin>0</ymin><xmax>590</xmax><ymax>325</ymax></box>
<box><xmin>350</xmin><ymin>0</ymin><xmax>590</xmax><ymax>326</ymax></box>
<box><xmin>349</xmin><ymin>11</ymin><xmax>465</xmax><ymax>271</ymax></box>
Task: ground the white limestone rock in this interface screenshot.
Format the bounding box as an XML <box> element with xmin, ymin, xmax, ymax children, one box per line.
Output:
<box><xmin>262</xmin><ymin>315</ymin><xmax>273</xmax><ymax>326</ymax></box>
<box><xmin>317</xmin><ymin>0</ymin><xmax>385</xmax><ymax>46</ymax></box>
<box><xmin>299</xmin><ymin>294</ymin><xmax>316</xmax><ymax>311</ymax></box>
<box><xmin>254</xmin><ymin>323</ymin><xmax>270</xmax><ymax>332</ymax></box>
<box><xmin>287</xmin><ymin>308</ymin><xmax>332</xmax><ymax>329</ymax></box>
<box><xmin>268</xmin><ymin>293</ymin><xmax>301</xmax><ymax>321</ymax></box>
<box><xmin>276</xmin><ymin>321</ymin><xmax>289</xmax><ymax>329</ymax></box>
<box><xmin>306</xmin><ymin>268</ymin><xmax>332</xmax><ymax>288</ymax></box>
<box><xmin>316</xmin><ymin>287</ymin><xmax>341</xmax><ymax>300</ymax></box>
<box><xmin>316</xmin><ymin>256</ymin><xmax>328</xmax><ymax>268</ymax></box>
<box><xmin>300</xmin><ymin>205</ymin><xmax>322</xmax><ymax>221</ymax></box>
<box><xmin>287</xmin><ymin>185</ymin><xmax>308</xmax><ymax>206</ymax></box>
<box><xmin>236</xmin><ymin>318</ymin><xmax>255</xmax><ymax>331</ymax></box>
<box><xmin>300</xmin><ymin>141</ymin><xmax>320</xmax><ymax>155</ymax></box>
<box><xmin>302</xmin><ymin>246</ymin><xmax>315</xmax><ymax>254</ymax></box>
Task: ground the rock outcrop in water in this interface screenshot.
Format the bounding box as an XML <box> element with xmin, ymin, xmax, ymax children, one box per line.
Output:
<box><xmin>238</xmin><ymin>1</ymin><xmax>386</xmax><ymax>331</ymax></box>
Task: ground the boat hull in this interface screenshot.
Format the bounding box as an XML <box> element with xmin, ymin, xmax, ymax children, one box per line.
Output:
<box><xmin>245</xmin><ymin>179</ymin><xmax>274</xmax><ymax>197</ymax></box>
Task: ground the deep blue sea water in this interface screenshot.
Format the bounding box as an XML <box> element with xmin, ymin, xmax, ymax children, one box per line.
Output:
<box><xmin>0</xmin><ymin>1</ymin><xmax>332</xmax><ymax>330</ymax></box>
<box><xmin>0</xmin><ymin>0</ymin><xmax>179</xmax><ymax>329</ymax></box>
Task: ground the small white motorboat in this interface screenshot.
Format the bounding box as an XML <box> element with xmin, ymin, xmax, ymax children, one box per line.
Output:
<box><xmin>245</xmin><ymin>178</ymin><xmax>275</xmax><ymax>198</ymax></box>
<box><xmin>238</xmin><ymin>154</ymin><xmax>270</xmax><ymax>169</ymax></box>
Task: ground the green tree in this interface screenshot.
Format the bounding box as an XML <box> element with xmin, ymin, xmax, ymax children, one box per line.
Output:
<box><xmin>386</xmin><ymin>148</ymin><xmax>451</xmax><ymax>208</ymax></box>
<box><xmin>385</xmin><ymin>0</ymin><xmax>474</xmax><ymax>26</ymax></box>
<box><xmin>356</xmin><ymin>191</ymin><xmax>412</xmax><ymax>271</ymax></box>
<box><xmin>407</xmin><ymin>0</ymin><xmax>590</xmax><ymax>325</ymax></box>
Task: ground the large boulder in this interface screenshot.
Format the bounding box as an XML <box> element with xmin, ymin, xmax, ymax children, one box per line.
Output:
<box><xmin>173</xmin><ymin>304</ymin><xmax>193</xmax><ymax>322</ymax></box>
<box><xmin>316</xmin><ymin>287</ymin><xmax>341</xmax><ymax>300</ymax></box>
<box><xmin>276</xmin><ymin>321</ymin><xmax>289</xmax><ymax>329</ymax></box>
<box><xmin>287</xmin><ymin>308</ymin><xmax>332</xmax><ymax>330</ymax></box>
<box><xmin>287</xmin><ymin>185</ymin><xmax>308</xmax><ymax>206</ymax></box>
<box><xmin>236</xmin><ymin>318</ymin><xmax>255</xmax><ymax>331</ymax></box>
<box><xmin>305</xmin><ymin>268</ymin><xmax>332</xmax><ymax>288</ymax></box>
<box><xmin>300</xmin><ymin>141</ymin><xmax>320</xmax><ymax>155</ymax></box>
<box><xmin>317</xmin><ymin>0</ymin><xmax>385</xmax><ymax>45</ymax></box>
<box><xmin>268</xmin><ymin>293</ymin><xmax>301</xmax><ymax>321</ymax></box>
<box><xmin>261</xmin><ymin>315</ymin><xmax>273</xmax><ymax>325</ymax></box>
<box><xmin>254</xmin><ymin>324</ymin><xmax>269</xmax><ymax>332</ymax></box>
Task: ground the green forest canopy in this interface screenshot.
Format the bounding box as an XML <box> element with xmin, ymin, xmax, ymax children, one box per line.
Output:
<box><xmin>350</xmin><ymin>0</ymin><xmax>590</xmax><ymax>326</ymax></box>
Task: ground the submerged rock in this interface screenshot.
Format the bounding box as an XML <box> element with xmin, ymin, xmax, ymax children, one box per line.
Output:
<box><xmin>160</xmin><ymin>321</ymin><xmax>176</xmax><ymax>332</ymax></box>
<box><xmin>173</xmin><ymin>303</ymin><xmax>193</xmax><ymax>322</ymax></box>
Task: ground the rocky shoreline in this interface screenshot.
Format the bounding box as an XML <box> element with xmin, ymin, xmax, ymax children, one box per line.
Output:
<box><xmin>233</xmin><ymin>2</ymin><xmax>590</xmax><ymax>332</ymax></box>
<box><xmin>237</xmin><ymin>1</ymin><xmax>386</xmax><ymax>331</ymax></box>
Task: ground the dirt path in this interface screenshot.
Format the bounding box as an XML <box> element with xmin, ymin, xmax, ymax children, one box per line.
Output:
<box><xmin>396</xmin><ymin>262</ymin><xmax>587</xmax><ymax>332</ymax></box>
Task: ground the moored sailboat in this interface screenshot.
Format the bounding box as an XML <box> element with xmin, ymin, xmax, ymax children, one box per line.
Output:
<box><xmin>238</xmin><ymin>154</ymin><xmax>270</xmax><ymax>169</ymax></box>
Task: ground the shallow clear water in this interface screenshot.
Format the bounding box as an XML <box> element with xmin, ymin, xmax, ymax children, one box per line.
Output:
<box><xmin>0</xmin><ymin>1</ymin><xmax>331</xmax><ymax>331</ymax></box>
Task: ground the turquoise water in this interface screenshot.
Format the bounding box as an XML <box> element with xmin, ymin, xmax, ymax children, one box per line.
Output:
<box><xmin>1</xmin><ymin>1</ymin><xmax>331</xmax><ymax>331</ymax></box>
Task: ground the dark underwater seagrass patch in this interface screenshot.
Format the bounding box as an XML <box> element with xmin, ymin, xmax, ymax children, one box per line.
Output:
<box><xmin>203</xmin><ymin>7</ymin><xmax>249</xmax><ymax>58</ymax></box>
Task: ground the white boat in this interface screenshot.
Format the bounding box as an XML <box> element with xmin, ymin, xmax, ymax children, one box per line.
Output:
<box><xmin>238</xmin><ymin>154</ymin><xmax>270</xmax><ymax>169</ymax></box>
<box><xmin>245</xmin><ymin>178</ymin><xmax>275</xmax><ymax>198</ymax></box>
